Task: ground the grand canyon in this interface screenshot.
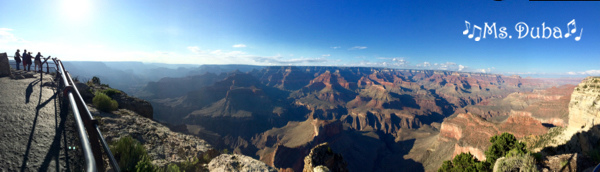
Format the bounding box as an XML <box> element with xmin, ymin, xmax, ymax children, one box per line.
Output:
<box><xmin>121</xmin><ymin>65</ymin><xmax>593</xmax><ymax>171</ymax></box>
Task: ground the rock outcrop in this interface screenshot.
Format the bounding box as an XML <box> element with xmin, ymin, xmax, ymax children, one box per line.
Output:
<box><xmin>567</xmin><ymin>77</ymin><xmax>600</xmax><ymax>133</ymax></box>
<box><xmin>302</xmin><ymin>143</ymin><xmax>348</xmax><ymax>172</ymax></box>
<box><xmin>78</xmin><ymin>83</ymin><xmax>154</xmax><ymax>119</ymax></box>
<box><xmin>208</xmin><ymin>154</ymin><xmax>277</xmax><ymax>172</ymax></box>
<box><xmin>437</xmin><ymin>112</ymin><xmax>548</xmax><ymax>161</ymax></box>
<box><xmin>541</xmin><ymin>76</ymin><xmax>600</xmax><ymax>158</ymax></box>
<box><xmin>0</xmin><ymin>53</ymin><xmax>11</xmax><ymax>77</ymax></box>
<box><xmin>91</xmin><ymin>108</ymin><xmax>212</xmax><ymax>167</ymax></box>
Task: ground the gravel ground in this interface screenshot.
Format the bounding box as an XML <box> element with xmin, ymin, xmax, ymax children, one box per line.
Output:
<box><xmin>0</xmin><ymin>70</ymin><xmax>83</xmax><ymax>171</ymax></box>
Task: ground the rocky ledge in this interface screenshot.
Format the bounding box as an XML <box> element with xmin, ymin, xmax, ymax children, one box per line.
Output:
<box><xmin>77</xmin><ymin>82</ymin><xmax>154</xmax><ymax>119</ymax></box>
<box><xmin>89</xmin><ymin>107</ymin><xmax>213</xmax><ymax>167</ymax></box>
<box><xmin>303</xmin><ymin>142</ymin><xmax>348</xmax><ymax>172</ymax></box>
<box><xmin>208</xmin><ymin>154</ymin><xmax>277</xmax><ymax>172</ymax></box>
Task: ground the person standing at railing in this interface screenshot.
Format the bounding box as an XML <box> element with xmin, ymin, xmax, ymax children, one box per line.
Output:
<box><xmin>34</xmin><ymin>52</ymin><xmax>42</xmax><ymax>73</ymax></box>
<box><xmin>22</xmin><ymin>49</ymin><xmax>27</xmax><ymax>71</ymax></box>
<box><xmin>25</xmin><ymin>52</ymin><xmax>33</xmax><ymax>71</ymax></box>
<box><xmin>14</xmin><ymin>49</ymin><xmax>21</xmax><ymax>70</ymax></box>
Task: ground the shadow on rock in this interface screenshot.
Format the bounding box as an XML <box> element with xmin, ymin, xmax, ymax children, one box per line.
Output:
<box><xmin>539</xmin><ymin>125</ymin><xmax>600</xmax><ymax>171</ymax></box>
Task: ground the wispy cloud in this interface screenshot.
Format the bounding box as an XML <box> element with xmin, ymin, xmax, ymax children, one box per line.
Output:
<box><xmin>0</xmin><ymin>28</ymin><xmax>26</xmax><ymax>44</ymax></box>
<box><xmin>349</xmin><ymin>46</ymin><xmax>367</xmax><ymax>50</ymax></box>
<box><xmin>331</xmin><ymin>46</ymin><xmax>341</xmax><ymax>49</ymax></box>
<box><xmin>322</xmin><ymin>54</ymin><xmax>331</xmax><ymax>57</ymax></box>
<box><xmin>187</xmin><ymin>46</ymin><xmax>203</xmax><ymax>54</ymax></box>
<box><xmin>232</xmin><ymin>44</ymin><xmax>246</xmax><ymax>48</ymax></box>
<box><xmin>253</xmin><ymin>56</ymin><xmax>327</xmax><ymax>64</ymax></box>
<box><xmin>568</xmin><ymin>70</ymin><xmax>600</xmax><ymax>76</ymax></box>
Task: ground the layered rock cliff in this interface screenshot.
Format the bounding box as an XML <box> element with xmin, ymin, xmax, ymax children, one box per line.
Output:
<box><xmin>567</xmin><ymin>77</ymin><xmax>600</xmax><ymax>133</ymax></box>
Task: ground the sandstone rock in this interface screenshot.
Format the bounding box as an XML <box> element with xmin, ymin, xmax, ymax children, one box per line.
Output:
<box><xmin>92</xmin><ymin>108</ymin><xmax>212</xmax><ymax>167</ymax></box>
<box><xmin>567</xmin><ymin>77</ymin><xmax>600</xmax><ymax>133</ymax></box>
<box><xmin>208</xmin><ymin>154</ymin><xmax>277</xmax><ymax>172</ymax></box>
<box><xmin>439</xmin><ymin>112</ymin><xmax>548</xmax><ymax>161</ymax></box>
<box><xmin>0</xmin><ymin>53</ymin><xmax>11</xmax><ymax>77</ymax></box>
<box><xmin>303</xmin><ymin>143</ymin><xmax>348</xmax><ymax>172</ymax></box>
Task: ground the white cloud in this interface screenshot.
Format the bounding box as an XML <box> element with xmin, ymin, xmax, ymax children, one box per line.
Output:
<box><xmin>349</xmin><ymin>46</ymin><xmax>367</xmax><ymax>50</ymax></box>
<box><xmin>331</xmin><ymin>46</ymin><xmax>341</xmax><ymax>49</ymax></box>
<box><xmin>322</xmin><ymin>54</ymin><xmax>331</xmax><ymax>57</ymax></box>
<box><xmin>567</xmin><ymin>70</ymin><xmax>600</xmax><ymax>76</ymax></box>
<box><xmin>458</xmin><ymin>65</ymin><xmax>465</xmax><ymax>71</ymax></box>
<box><xmin>187</xmin><ymin>46</ymin><xmax>202</xmax><ymax>54</ymax></box>
<box><xmin>253</xmin><ymin>56</ymin><xmax>327</xmax><ymax>64</ymax></box>
<box><xmin>232</xmin><ymin>44</ymin><xmax>246</xmax><ymax>48</ymax></box>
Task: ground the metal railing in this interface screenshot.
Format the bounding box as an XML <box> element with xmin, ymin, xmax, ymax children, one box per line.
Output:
<box><xmin>53</xmin><ymin>58</ymin><xmax>120</xmax><ymax>172</ymax></box>
<box><xmin>7</xmin><ymin>56</ymin><xmax>56</xmax><ymax>74</ymax></box>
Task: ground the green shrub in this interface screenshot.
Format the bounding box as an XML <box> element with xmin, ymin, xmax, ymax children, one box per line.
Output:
<box><xmin>179</xmin><ymin>157</ymin><xmax>203</xmax><ymax>172</ymax></box>
<box><xmin>103</xmin><ymin>88</ymin><xmax>122</xmax><ymax>97</ymax></box>
<box><xmin>93</xmin><ymin>92</ymin><xmax>118</xmax><ymax>112</ymax></box>
<box><xmin>439</xmin><ymin>133</ymin><xmax>530</xmax><ymax>172</ymax></box>
<box><xmin>135</xmin><ymin>155</ymin><xmax>157</xmax><ymax>172</ymax></box>
<box><xmin>110</xmin><ymin>136</ymin><xmax>151</xmax><ymax>172</ymax></box>
<box><xmin>91</xmin><ymin>76</ymin><xmax>101</xmax><ymax>85</ymax></box>
<box><xmin>438</xmin><ymin>153</ymin><xmax>490</xmax><ymax>172</ymax></box>
<box><xmin>485</xmin><ymin>132</ymin><xmax>528</xmax><ymax>166</ymax></box>
<box><xmin>493</xmin><ymin>154</ymin><xmax>538</xmax><ymax>172</ymax></box>
<box><xmin>165</xmin><ymin>164</ymin><xmax>181</xmax><ymax>172</ymax></box>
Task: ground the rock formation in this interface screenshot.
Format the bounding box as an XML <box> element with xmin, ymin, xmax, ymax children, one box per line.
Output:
<box><xmin>208</xmin><ymin>154</ymin><xmax>277</xmax><ymax>172</ymax></box>
<box><xmin>567</xmin><ymin>77</ymin><xmax>600</xmax><ymax>133</ymax></box>
<box><xmin>0</xmin><ymin>53</ymin><xmax>11</xmax><ymax>77</ymax></box>
<box><xmin>438</xmin><ymin>112</ymin><xmax>548</xmax><ymax>161</ymax></box>
<box><xmin>143</xmin><ymin>66</ymin><xmax>581</xmax><ymax>171</ymax></box>
<box><xmin>78</xmin><ymin>82</ymin><xmax>154</xmax><ymax>119</ymax></box>
<box><xmin>302</xmin><ymin>143</ymin><xmax>348</xmax><ymax>172</ymax></box>
<box><xmin>91</xmin><ymin>107</ymin><xmax>212</xmax><ymax>167</ymax></box>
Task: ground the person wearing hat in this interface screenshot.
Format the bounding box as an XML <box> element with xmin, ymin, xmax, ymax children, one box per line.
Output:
<box><xmin>34</xmin><ymin>52</ymin><xmax>43</xmax><ymax>73</ymax></box>
<box><xmin>14</xmin><ymin>49</ymin><xmax>21</xmax><ymax>70</ymax></box>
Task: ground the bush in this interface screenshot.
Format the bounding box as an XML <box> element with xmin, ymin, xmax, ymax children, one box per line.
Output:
<box><xmin>103</xmin><ymin>88</ymin><xmax>122</xmax><ymax>97</ymax></box>
<box><xmin>93</xmin><ymin>92</ymin><xmax>118</xmax><ymax>112</ymax></box>
<box><xmin>438</xmin><ymin>153</ymin><xmax>490</xmax><ymax>172</ymax></box>
<box><xmin>485</xmin><ymin>132</ymin><xmax>528</xmax><ymax>166</ymax></box>
<box><xmin>165</xmin><ymin>164</ymin><xmax>181</xmax><ymax>172</ymax></box>
<box><xmin>91</xmin><ymin>76</ymin><xmax>101</xmax><ymax>85</ymax></box>
<box><xmin>110</xmin><ymin>136</ymin><xmax>152</xmax><ymax>172</ymax></box>
<box><xmin>178</xmin><ymin>157</ymin><xmax>204</xmax><ymax>172</ymax></box>
<box><xmin>493</xmin><ymin>154</ymin><xmax>538</xmax><ymax>172</ymax></box>
<box><xmin>439</xmin><ymin>133</ymin><xmax>530</xmax><ymax>172</ymax></box>
<box><xmin>135</xmin><ymin>155</ymin><xmax>157</xmax><ymax>172</ymax></box>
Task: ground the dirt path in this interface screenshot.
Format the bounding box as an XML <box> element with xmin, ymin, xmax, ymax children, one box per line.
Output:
<box><xmin>0</xmin><ymin>70</ymin><xmax>82</xmax><ymax>171</ymax></box>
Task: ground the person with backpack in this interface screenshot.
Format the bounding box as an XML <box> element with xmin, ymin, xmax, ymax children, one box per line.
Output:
<box><xmin>34</xmin><ymin>52</ymin><xmax>43</xmax><ymax>73</ymax></box>
<box><xmin>22</xmin><ymin>49</ymin><xmax>27</xmax><ymax>71</ymax></box>
<box><xmin>14</xmin><ymin>49</ymin><xmax>21</xmax><ymax>70</ymax></box>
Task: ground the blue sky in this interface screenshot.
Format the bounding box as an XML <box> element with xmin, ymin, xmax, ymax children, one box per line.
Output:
<box><xmin>1</xmin><ymin>0</ymin><xmax>599</xmax><ymax>77</ymax></box>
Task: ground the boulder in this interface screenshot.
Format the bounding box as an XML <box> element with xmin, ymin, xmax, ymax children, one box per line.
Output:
<box><xmin>208</xmin><ymin>154</ymin><xmax>277</xmax><ymax>172</ymax></box>
<box><xmin>0</xmin><ymin>53</ymin><xmax>11</xmax><ymax>77</ymax></box>
<box><xmin>112</xmin><ymin>93</ymin><xmax>153</xmax><ymax>119</ymax></box>
<box><xmin>303</xmin><ymin>142</ymin><xmax>348</xmax><ymax>172</ymax></box>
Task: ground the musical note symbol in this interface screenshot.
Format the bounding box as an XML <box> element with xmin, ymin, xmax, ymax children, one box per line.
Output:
<box><xmin>575</xmin><ymin>28</ymin><xmax>583</xmax><ymax>41</ymax></box>
<box><xmin>468</xmin><ymin>25</ymin><xmax>482</xmax><ymax>41</ymax></box>
<box><xmin>463</xmin><ymin>21</ymin><xmax>470</xmax><ymax>35</ymax></box>
<box><xmin>565</xmin><ymin>19</ymin><xmax>576</xmax><ymax>38</ymax></box>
